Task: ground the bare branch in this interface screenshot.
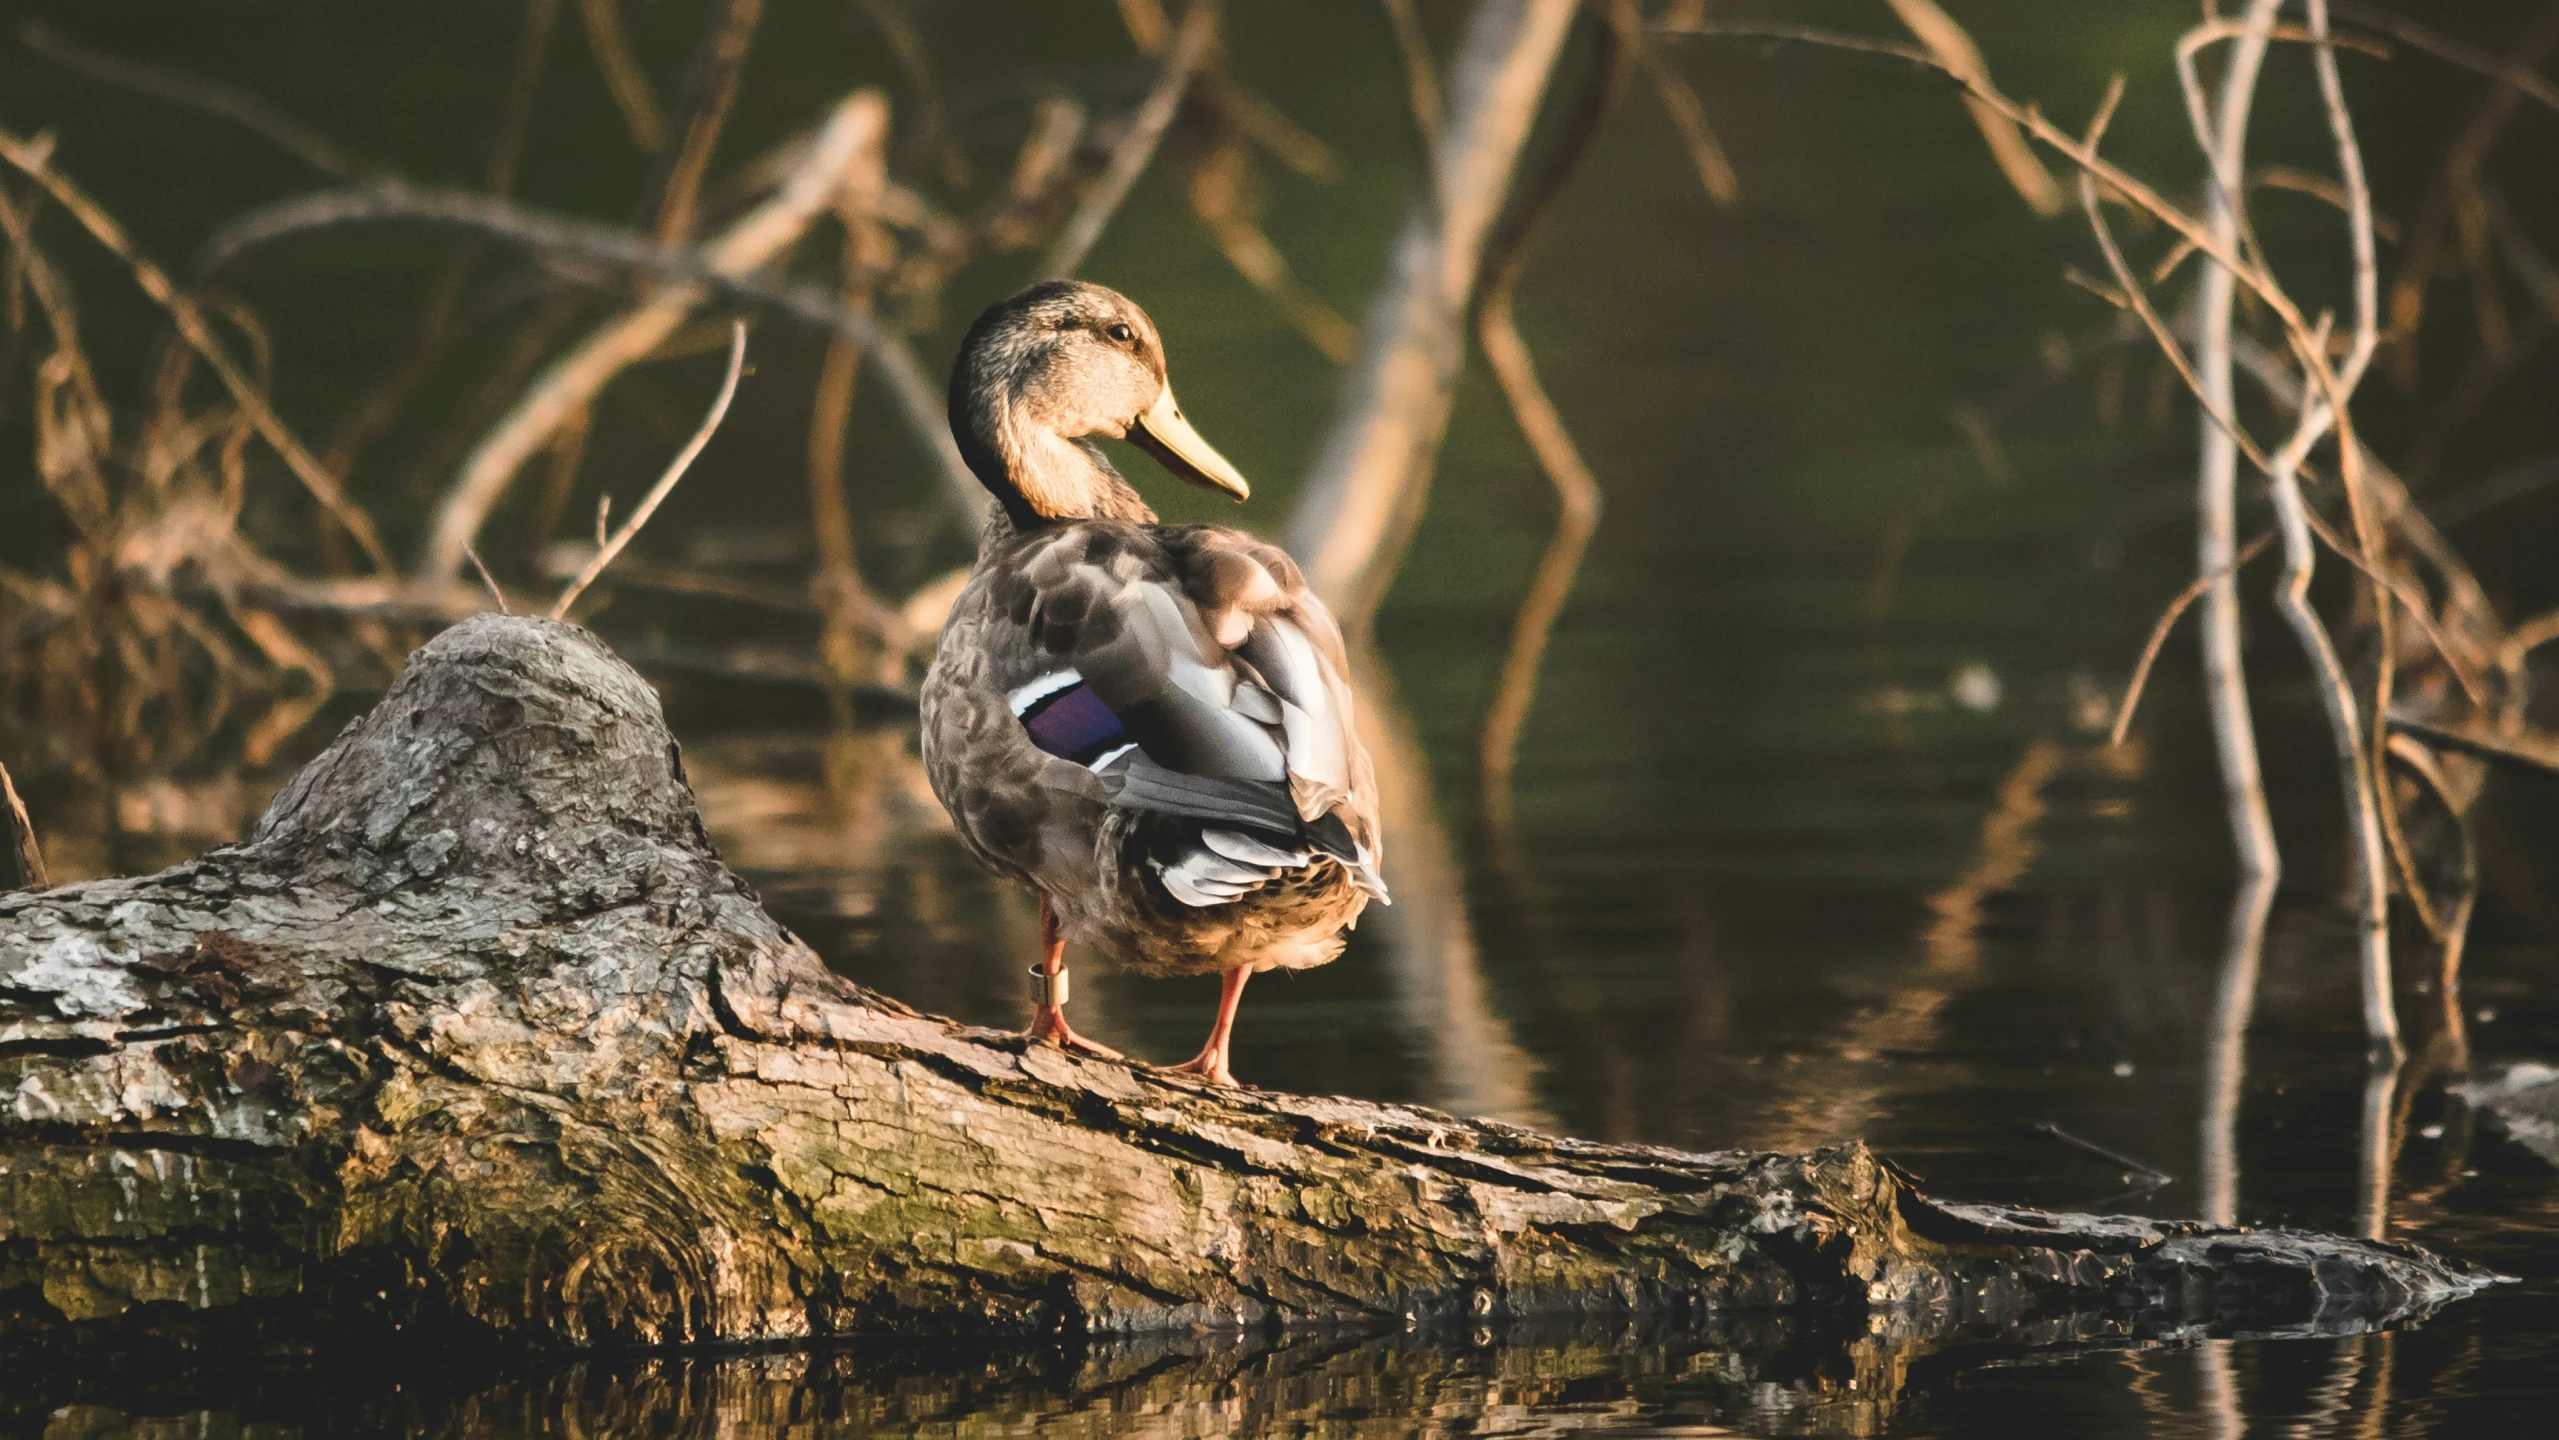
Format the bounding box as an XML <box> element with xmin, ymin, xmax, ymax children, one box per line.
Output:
<box><xmin>1286</xmin><ymin>0</ymin><xmax>1582</xmax><ymax>620</ymax></box>
<box><xmin>19</xmin><ymin>17</ymin><xmax>373</xmax><ymax>180</ymax></box>
<box><xmin>646</xmin><ymin>0</ymin><xmax>764</xmax><ymax>244</ymax></box>
<box><xmin>1381</xmin><ymin>0</ymin><xmax>1446</xmax><ymax>154</ymax></box>
<box><xmin>196</xmin><ymin>166</ymin><xmax>981</xmax><ymax>537</ymax></box>
<box><xmin>1041</xmin><ymin>0</ymin><xmax>1220</xmax><ymax>280</ymax></box>
<box><xmin>2293</xmin><ymin>502</ymin><xmax>2484</xmax><ymax>715</ymax></box>
<box><xmin>403</xmin><ymin>92</ymin><xmax>890</xmax><ymax>579</ymax></box>
<box><xmin>1635</xmin><ymin>36</ymin><xmax>1738</xmax><ymax>206</ymax></box>
<box><xmin>2385</xmin><ymin>731</ymin><xmax>2478</xmax><ymax>1058</ymax></box>
<box><xmin>1879</xmin><ymin>0</ymin><xmax>2064</xmax><ymax>216</ymax></box>
<box><xmin>2109</xmin><ymin>530</ymin><xmax>2274</xmax><ymax>748</ymax></box>
<box><xmin>2182</xmin><ymin>0</ymin><xmax>2284</xmax><ymax>883</ymax></box>
<box><xmin>463</xmin><ymin>545</ymin><xmax>512</xmax><ymax>615</ymax></box>
<box><xmin>1187</xmin><ymin>140</ymin><xmax>1359</xmax><ymax>361</ymax></box>
<box><xmin>2499</xmin><ymin>606</ymin><xmax>2559</xmax><ymax>668</ymax></box>
<box><xmin>576</xmin><ymin>0</ymin><xmax>669</xmax><ymax>153</ymax></box>
<box><xmin>1114</xmin><ymin>0</ymin><xmax>1334</xmax><ymax>179</ymax></box>
<box><xmin>315</xmin><ymin>0</ymin><xmax>560</xmax><ymax>492</ymax></box>
<box><xmin>1672</xmin><ymin>9</ymin><xmax>2407</xmax><ymax>1051</ymax></box>
<box><xmin>1475</xmin><ymin>0</ymin><xmax>1634</xmax><ymax>834</ymax></box>
<box><xmin>2077</xmin><ymin>142</ymin><xmax>2269</xmax><ymax>476</ymax></box>
<box><xmin>2380</xmin><ymin>2</ymin><xmax>2559</xmax><ymax>388</ymax></box>
<box><xmin>1662</xmin><ymin>20</ymin><xmax>2339</xmax><ymax>339</ymax></box>
<box><xmin>2333</xmin><ymin>1</ymin><xmax>2559</xmax><ymax>115</ymax></box>
<box><xmin>551</xmin><ymin>322</ymin><xmax>746</xmax><ymax>621</ymax></box>
<box><xmin>2302</xmin><ymin>0</ymin><xmax>2400</xmax><ymax>1057</ymax></box>
<box><xmin>809</xmin><ymin>133</ymin><xmax>904</xmax><ymax>685</ymax></box>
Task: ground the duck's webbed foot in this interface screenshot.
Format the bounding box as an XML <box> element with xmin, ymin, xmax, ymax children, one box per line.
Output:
<box><xmin>1024</xmin><ymin>1004</ymin><xmax>1124</xmax><ymax>1060</ymax></box>
<box><xmin>1023</xmin><ymin>894</ymin><xmax>1122</xmax><ymax>1060</ymax></box>
<box><xmin>1151</xmin><ymin>966</ymin><xmax>1251</xmax><ymax>1087</ymax></box>
<box><xmin>1156</xmin><ymin>1048</ymin><xmax>1237</xmax><ymax>1087</ymax></box>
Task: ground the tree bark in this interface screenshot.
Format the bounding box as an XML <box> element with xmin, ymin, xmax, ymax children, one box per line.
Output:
<box><xmin>0</xmin><ymin>618</ymin><xmax>2494</xmax><ymax>1359</ymax></box>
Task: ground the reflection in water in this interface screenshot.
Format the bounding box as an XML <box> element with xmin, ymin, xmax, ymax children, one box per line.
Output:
<box><xmin>1915</xmin><ymin>740</ymin><xmax>2066</xmax><ymax>974</ymax></box>
<box><xmin>31</xmin><ymin>1302</ymin><xmax>2551</xmax><ymax>1440</ymax></box>
<box><xmin>1755</xmin><ymin>738</ymin><xmax>2066</xmax><ymax>1151</ymax></box>
<box><xmin>21</xmin><ymin>1322</ymin><xmax>1914</xmax><ymax>1438</ymax></box>
<box><xmin>2359</xmin><ymin>1053</ymin><xmax>2403</xmax><ymax>1243</ymax></box>
<box><xmin>1343</xmin><ymin>647</ymin><xmax>1548</xmax><ymax>1124</ymax></box>
<box><xmin>2193</xmin><ymin>1338</ymin><xmax>2244</xmax><ymax>1440</ymax></box>
<box><xmin>2197</xmin><ymin>874</ymin><xmax>2274</xmax><ymax>1226</ymax></box>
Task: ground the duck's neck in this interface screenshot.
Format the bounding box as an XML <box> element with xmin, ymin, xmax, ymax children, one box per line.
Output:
<box><xmin>962</xmin><ymin>405</ymin><xmax>1156</xmax><ymax>533</ymax></box>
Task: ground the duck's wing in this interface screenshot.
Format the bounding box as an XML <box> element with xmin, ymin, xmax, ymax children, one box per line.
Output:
<box><xmin>989</xmin><ymin>522</ymin><xmax>1383</xmax><ymax>904</ymax></box>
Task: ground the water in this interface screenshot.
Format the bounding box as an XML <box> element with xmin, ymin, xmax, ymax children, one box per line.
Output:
<box><xmin>6</xmin><ymin>0</ymin><xmax>2559</xmax><ymax>1433</ymax></box>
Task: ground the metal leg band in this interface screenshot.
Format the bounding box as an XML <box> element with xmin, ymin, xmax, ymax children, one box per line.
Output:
<box><xmin>1029</xmin><ymin>964</ymin><xmax>1070</xmax><ymax>1008</ymax></box>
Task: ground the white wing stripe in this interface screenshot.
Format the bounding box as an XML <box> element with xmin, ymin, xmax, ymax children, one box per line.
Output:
<box><xmin>1006</xmin><ymin>668</ymin><xmax>1084</xmax><ymax>715</ymax></box>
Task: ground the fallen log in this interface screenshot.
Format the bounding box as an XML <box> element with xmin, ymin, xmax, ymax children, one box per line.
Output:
<box><xmin>0</xmin><ymin>616</ymin><xmax>2496</xmax><ymax>1362</ymax></box>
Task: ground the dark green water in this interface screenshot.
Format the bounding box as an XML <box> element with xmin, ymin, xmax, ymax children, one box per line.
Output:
<box><xmin>7</xmin><ymin>0</ymin><xmax>2559</xmax><ymax>1433</ymax></box>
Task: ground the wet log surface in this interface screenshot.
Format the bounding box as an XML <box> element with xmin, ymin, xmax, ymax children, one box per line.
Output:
<box><xmin>0</xmin><ymin>616</ymin><xmax>2499</xmax><ymax>1368</ymax></box>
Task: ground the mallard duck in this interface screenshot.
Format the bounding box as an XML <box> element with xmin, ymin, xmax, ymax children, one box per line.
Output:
<box><xmin>920</xmin><ymin>281</ymin><xmax>1385</xmax><ymax>1085</ymax></box>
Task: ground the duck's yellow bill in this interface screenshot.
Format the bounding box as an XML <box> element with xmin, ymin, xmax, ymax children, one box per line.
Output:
<box><xmin>1130</xmin><ymin>385</ymin><xmax>1251</xmax><ymax>501</ymax></box>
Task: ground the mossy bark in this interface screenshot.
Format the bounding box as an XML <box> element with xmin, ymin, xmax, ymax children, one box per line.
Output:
<box><xmin>0</xmin><ymin>617</ymin><xmax>2493</xmax><ymax>1358</ymax></box>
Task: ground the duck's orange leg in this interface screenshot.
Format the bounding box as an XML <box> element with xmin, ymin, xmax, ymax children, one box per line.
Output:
<box><xmin>1024</xmin><ymin>894</ymin><xmax>1122</xmax><ymax>1059</ymax></box>
<box><xmin>1160</xmin><ymin>967</ymin><xmax>1251</xmax><ymax>1086</ymax></box>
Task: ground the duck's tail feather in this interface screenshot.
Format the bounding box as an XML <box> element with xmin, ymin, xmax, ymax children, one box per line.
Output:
<box><xmin>1115</xmin><ymin>757</ymin><xmax>1390</xmax><ymax>908</ymax></box>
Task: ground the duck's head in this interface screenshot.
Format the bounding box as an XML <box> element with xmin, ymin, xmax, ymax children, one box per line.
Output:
<box><xmin>948</xmin><ymin>280</ymin><xmax>1252</xmax><ymax>528</ymax></box>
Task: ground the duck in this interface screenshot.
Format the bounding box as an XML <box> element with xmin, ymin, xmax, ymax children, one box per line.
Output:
<box><xmin>919</xmin><ymin>280</ymin><xmax>1385</xmax><ymax>1085</ymax></box>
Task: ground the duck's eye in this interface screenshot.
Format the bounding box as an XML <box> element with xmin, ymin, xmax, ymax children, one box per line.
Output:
<box><xmin>1106</xmin><ymin>322</ymin><xmax>1136</xmax><ymax>344</ymax></box>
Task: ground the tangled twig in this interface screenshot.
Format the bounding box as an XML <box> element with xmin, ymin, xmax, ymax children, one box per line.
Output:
<box><xmin>551</xmin><ymin>322</ymin><xmax>747</xmax><ymax>621</ymax></box>
<box><xmin>0</xmin><ymin>129</ymin><xmax>397</xmax><ymax>574</ymax></box>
